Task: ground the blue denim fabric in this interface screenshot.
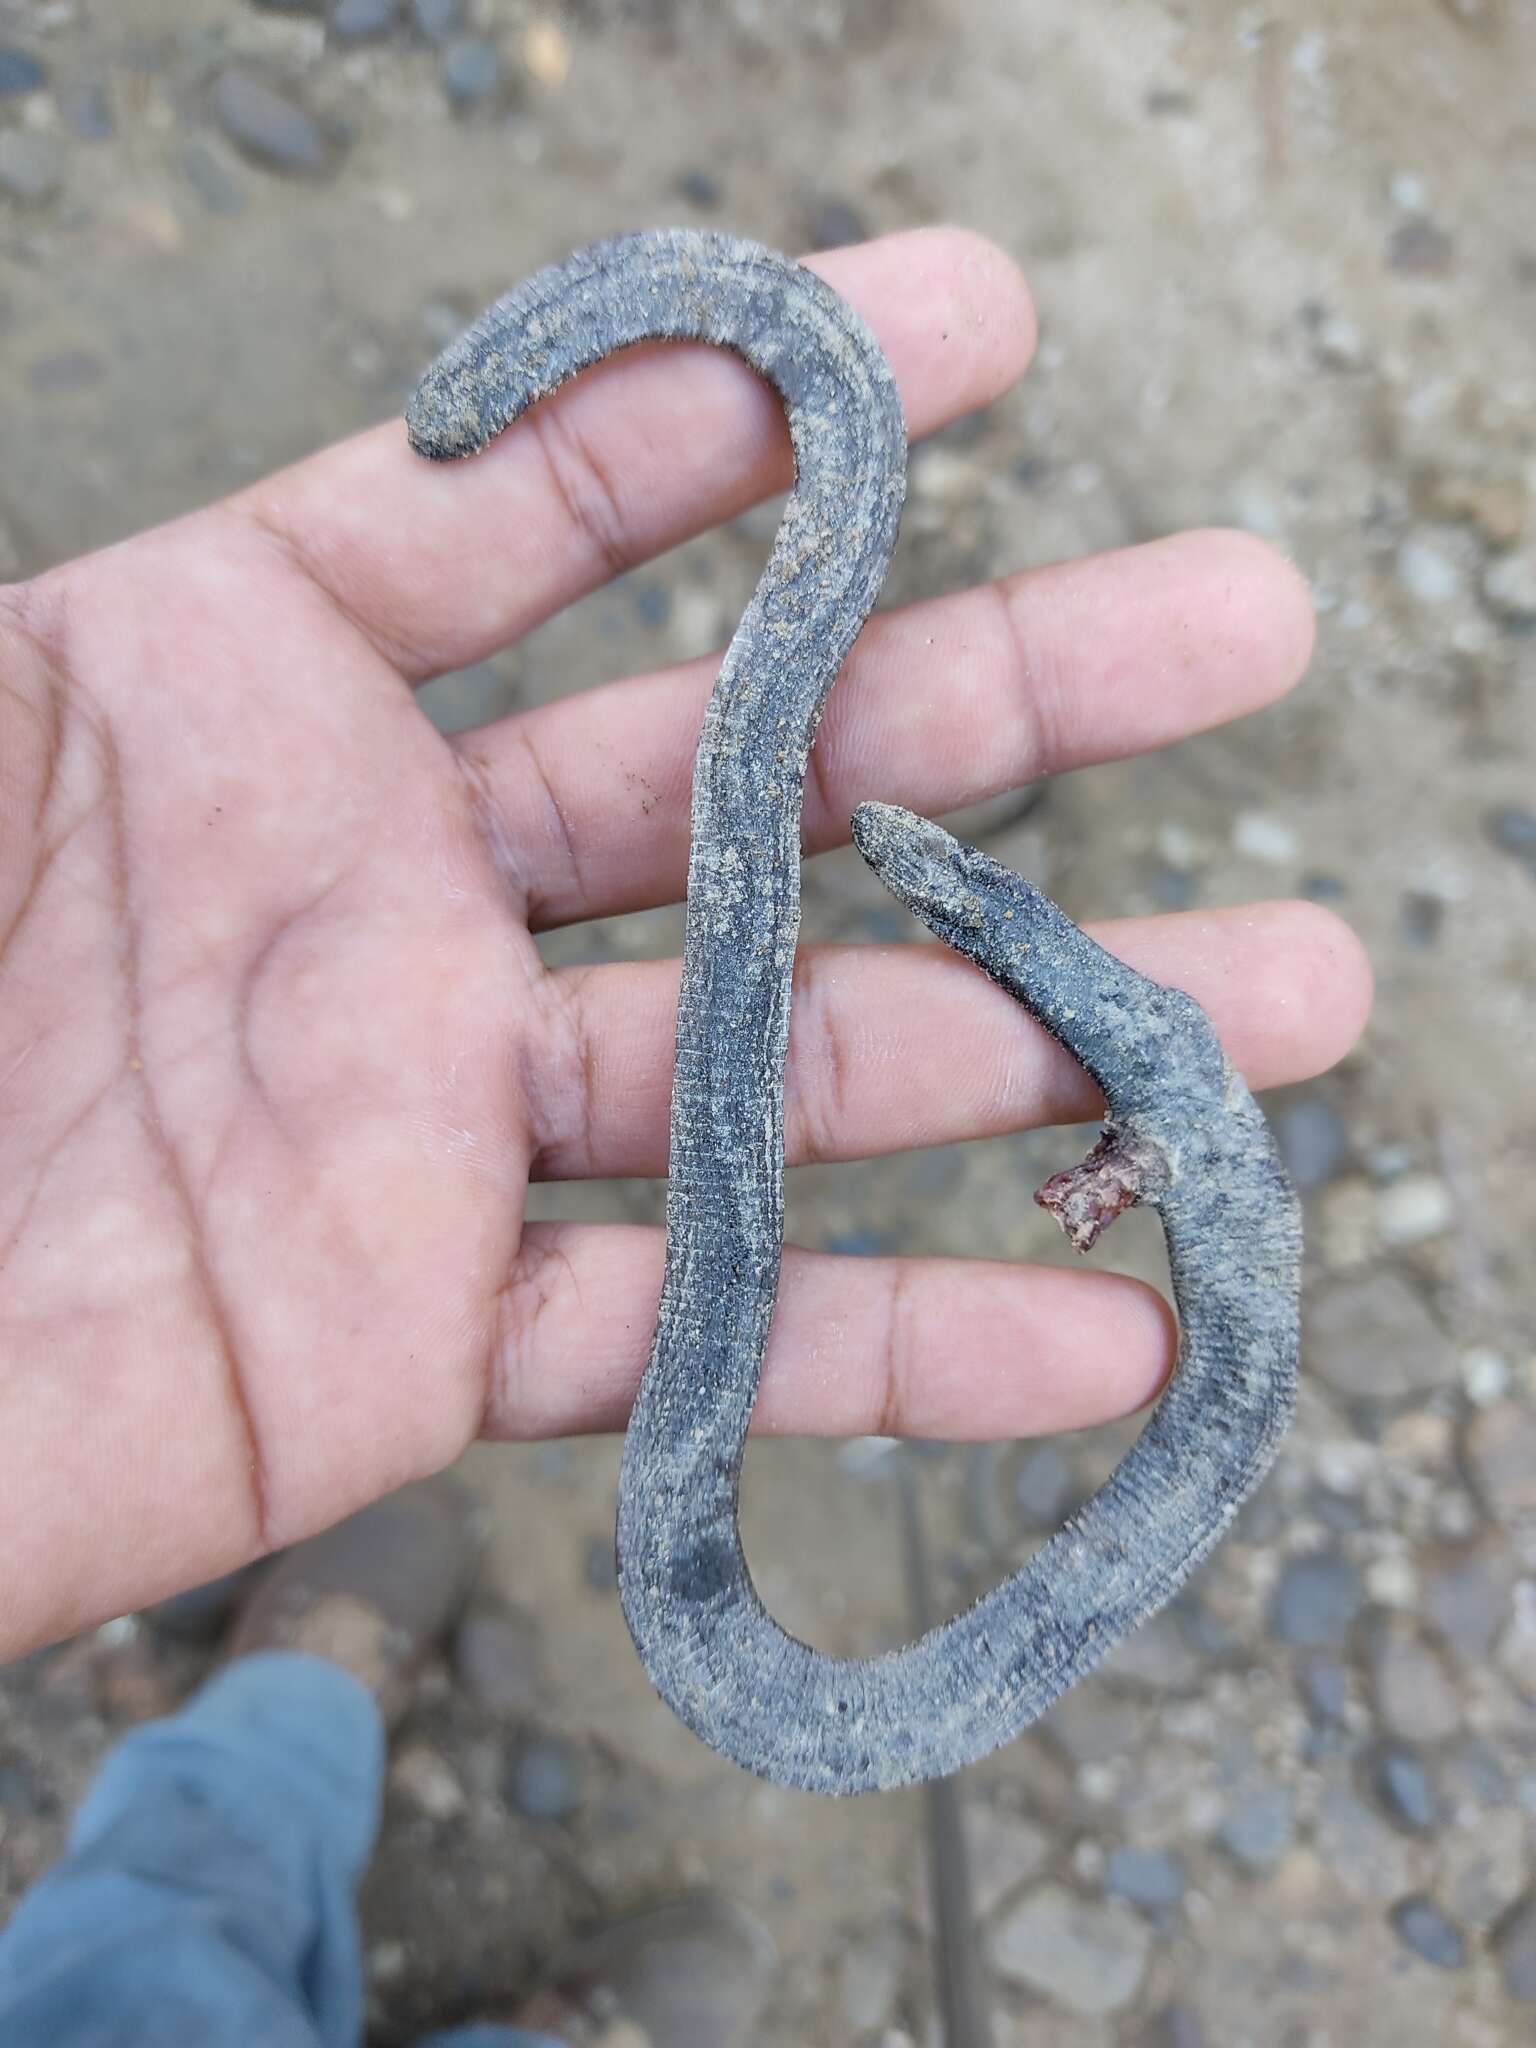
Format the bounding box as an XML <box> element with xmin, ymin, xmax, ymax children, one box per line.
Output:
<box><xmin>0</xmin><ymin>1651</ymin><xmax>560</xmax><ymax>2048</ymax></box>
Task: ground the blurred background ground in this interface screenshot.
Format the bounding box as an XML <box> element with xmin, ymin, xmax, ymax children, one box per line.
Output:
<box><xmin>2</xmin><ymin>0</ymin><xmax>1535</xmax><ymax>2042</ymax></box>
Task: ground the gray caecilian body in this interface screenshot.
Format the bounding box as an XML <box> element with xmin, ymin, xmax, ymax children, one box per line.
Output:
<box><xmin>409</xmin><ymin>228</ymin><xmax>1302</xmax><ymax>1795</ymax></box>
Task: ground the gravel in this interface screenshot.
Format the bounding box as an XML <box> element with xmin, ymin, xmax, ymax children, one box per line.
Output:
<box><xmin>1218</xmin><ymin>1782</ymin><xmax>1295</xmax><ymax>1872</ymax></box>
<box><xmin>1305</xmin><ymin>1272</ymin><xmax>1447</xmax><ymax>1402</ymax></box>
<box><xmin>0</xmin><ymin>131</ymin><xmax>63</xmax><ymax>203</ymax></box>
<box><xmin>441</xmin><ymin>36</ymin><xmax>503</xmax><ymax>108</ymax></box>
<box><xmin>211</xmin><ymin>69</ymin><xmax>331</xmax><ymax>176</ymax></box>
<box><xmin>1106</xmin><ymin>1845</ymin><xmax>1187</xmax><ymax>1914</ymax></box>
<box><xmin>1388</xmin><ymin>1895</ymin><xmax>1466</xmax><ymax>1969</ymax></box>
<box><xmin>0</xmin><ymin>46</ymin><xmax>46</xmax><ymax>95</ymax></box>
<box><xmin>991</xmin><ymin>1883</ymin><xmax>1151</xmax><ymax>2016</ymax></box>
<box><xmin>506</xmin><ymin>1735</ymin><xmax>583</xmax><ymax>1820</ymax></box>
<box><xmin>1464</xmin><ymin>1403</ymin><xmax>1536</xmax><ymax>1522</ymax></box>
<box><xmin>1367</xmin><ymin>1620</ymin><xmax>1463</xmax><ymax>1745</ymax></box>
<box><xmin>1493</xmin><ymin>1894</ymin><xmax>1536</xmax><ymax>2003</ymax></box>
<box><xmin>1372</xmin><ymin>1743</ymin><xmax>1440</xmax><ymax>1834</ymax></box>
<box><xmin>1269</xmin><ymin>1551</ymin><xmax>1364</xmax><ymax>1649</ymax></box>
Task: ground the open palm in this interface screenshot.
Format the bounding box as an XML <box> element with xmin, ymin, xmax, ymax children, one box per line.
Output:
<box><xmin>0</xmin><ymin>230</ymin><xmax>1369</xmax><ymax>1660</ymax></box>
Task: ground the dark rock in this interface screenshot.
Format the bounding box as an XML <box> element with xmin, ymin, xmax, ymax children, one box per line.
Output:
<box><xmin>211</xmin><ymin>69</ymin><xmax>331</xmax><ymax>177</ymax></box>
<box><xmin>0</xmin><ymin>47</ymin><xmax>46</xmax><ymax>96</ymax></box>
<box><xmin>1218</xmin><ymin>1781</ymin><xmax>1294</xmax><ymax>1871</ymax></box>
<box><xmin>1305</xmin><ymin>1272</ymin><xmax>1447</xmax><ymax>1403</ymax></box>
<box><xmin>677</xmin><ymin>166</ymin><xmax>722</xmax><ymax>209</ymax></box>
<box><xmin>1148</xmin><ymin>866</ymin><xmax>1197</xmax><ymax>910</ymax></box>
<box><xmin>58</xmin><ymin>77</ymin><xmax>113</xmax><ymax>140</ymax></box>
<box><xmin>453</xmin><ymin>1606</ymin><xmax>537</xmax><ymax>1714</ymax></box>
<box><xmin>1269</xmin><ymin>1551</ymin><xmax>1363</xmax><ymax>1649</ymax></box>
<box><xmin>1399</xmin><ymin>891</ymin><xmax>1443</xmax><ymax>949</ymax></box>
<box><xmin>991</xmin><ymin>1883</ymin><xmax>1150</xmax><ymax>2015</ymax></box>
<box><xmin>180</xmin><ymin>142</ymin><xmax>247</xmax><ymax>216</ymax></box>
<box><xmin>1275</xmin><ymin>1096</ymin><xmax>1348</xmax><ymax>1189</ymax></box>
<box><xmin>1299</xmin><ymin>1655</ymin><xmax>1349</xmax><ymax>1722</ymax></box>
<box><xmin>1301</xmin><ymin>871</ymin><xmax>1347</xmax><ymax>901</ymax></box>
<box><xmin>28</xmin><ymin>351</ymin><xmax>103</xmax><ymax>393</ymax></box>
<box><xmin>0</xmin><ymin>131</ymin><xmax>63</xmax><ymax>203</ymax></box>
<box><xmin>1106</xmin><ymin>1845</ymin><xmax>1186</xmax><ymax>1913</ymax></box>
<box><xmin>806</xmin><ymin>198</ymin><xmax>871</xmax><ymax>250</ymax></box>
<box><xmin>1387</xmin><ymin>220</ymin><xmax>1455</xmax><ymax>277</ymax></box>
<box><xmin>1493</xmin><ymin>1894</ymin><xmax>1536</xmax><ymax>2002</ymax></box>
<box><xmin>412</xmin><ymin>0</ymin><xmax>465</xmax><ymax>37</ymax></box>
<box><xmin>1372</xmin><ymin>1743</ymin><xmax>1439</xmax><ymax>1833</ymax></box>
<box><xmin>507</xmin><ymin>1735</ymin><xmax>582</xmax><ymax>1820</ymax></box>
<box><xmin>140</xmin><ymin>1564</ymin><xmax>263</xmax><ymax>1640</ymax></box>
<box><xmin>631</xmin><ymin>579</ymin><xmax>671</xmax><ymax>627</ymax></box>
<box><xmin>441</xmin><ymin>36</ymin><xmax>503</xmax><ymax>108</ymax></box>
<box><xmin>329</xmin><ymin>0</ymin><xmax>402</xmax><ymax>41</ymax></box>
<box><xmin>1486</xmin><ymin>804</ymin><xmax>1536</xmax><ymax>876</ymax></box>
<box><xmin>1389</xmin><ymin>1895</ymin><xmax>1466</xmax><ymax>1969</ymax></box>
<box><xmin>1146</xmin><ymin>2007</ymin><xmax>1206</xmax><ymax>2048</ymax></box>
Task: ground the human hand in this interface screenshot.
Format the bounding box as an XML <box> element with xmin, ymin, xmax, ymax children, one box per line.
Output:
<box><xmin>0</xmin><ymin>229</ymin><xmax>1369</xmax><ymax>1659</ymax></box>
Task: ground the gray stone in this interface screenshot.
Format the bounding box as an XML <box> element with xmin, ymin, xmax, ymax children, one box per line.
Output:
<box><xmin>1387</xmin><ymin>220</ymin><xmax>1455</xmax><ymax>276</ymax></box>
<box><xmin>452</xmin><ymin>1607</ymin><xmax>536</xmax><ymax>1714</ymax></box>
<box><xmin>1389</xmin><ymin>1895</ymin><xmax>1466</xmax><ymax>1969</ymax></box>
<box><xmin>837</xmin><ymin>1919</ymin><xmax>905</xmax><ymax>2033</ymax></box>
<box><xmin>1425</xmin><ymin>1549</ymin><xmax>1512</xmax><ymax>1662</ymax></box>
<box><xmin>1305</xmin><ymin>1271</ymin><xmax>1447</xmax><ymax>1402</ymax></box>
<box><xmin>1106</xmin><ymin>1845</ymin><xmax>1187</xmax><ymax>1913</ymax></box>
<box><xmin>329</xmin><ymin>0</ymin><xmax>401</xmax><ymax>41</ymax></box>
<box><xmin>212</xmin><ymin>69</ymin><xmax>330</xmax><ymax>177</ymax></box>
<box><xmin>1376</xmin><ymin>1173</ymin><xmax>1453</xmax><ymax>1246</ymax></box>
<box><xmin>991</xmin><ymin>1883</ymin><xmax>1151</xmax><ymax>2016</ymax></box>
<box><xmin>1464</xmin><ymin>1403</ymin><xmax>1536</xmax><ymax>1522</ymax></box>
<box><xmin>1368</xmin><ymin>1620</ymin><xmax>1462</xmax><ymax>1744</ymax></box>
<box><xmin>0</xmin><ymin>47</ymin><xmax>46</xmax><ymax>95</ymax></box>
<box><xmin>964</xmin><ymin>1806</ymin><xmax>1051</xmax><ymax>1917</ymax></box>
<box><xmin>412</xmin><ymin>0</ymin><xmax>464</xmax><ymax>37</ymax></box>
<box><xmin>1299</xmin><ymin>1655</ymin><xmax>1349</xmax><ymax>1722</ymax></box>
<box><xmin>1269</xmin><ymin>1551</ymin><xmax>1363</xmax><ymax>1649</ymax></box>
<box><xmin>180</xmin><ymin>142</ymin><xmax>247</xmax><ymax>216</ymax></box>
<box><xmin>0</xmin><ymin>131</ymin><xmax>63</xmax><ymax>203</ymax></box>
<box><xmin>441</xmin><ymin>36</ymin><xmax>503</xmax><ymax>107</ymax></box>
<box><xmin>1146</xmin><ymin>2007</ymin><xmax>1206</xmax><ymax>2048</ymax></box>
<box><xmin>1218</xmin><ymin>1781</ymin><xmax>1294</xmax><ymax>1871</ymax></box>
<box><xmin>1100</xmin><ymin>1607</ymin><xmax>1203</xmax><ymax>1692</ymax></box>
<box><xmin>1395</xmin><ymin>532</ymin><xmax>1463</xmax><ymax>604</ymax></box>
<box><xmin>1486</xmin><ymin>804</ymin><xmax>1536</xmax><ymax>875</ymax></box>
<box><xmin>507</xmin><ymin>1735</ymin><xmax>582</xmax><ymax>1820</ymax></box>
<box><xmin>1483</xmin><ymin>552</ymin><xmax>1536</xmax><ymax>628</ymax></box>
<box><xmin>1372</xmin><ymin>1743</ymin><xmax>1439</xmax><ymax>1833</ymax></box>
<box><xmin>1040</xmin><ymin>1688</ymin><xmax>1142</xmax><ymax>1765</ymax></box>
<box><xmin>806</xmin><ymin>198</ymin><xmax>872</xmax><ymax>250</ymax></box>
<box><xmin>1493</xmin><ymin>1894</ymin><xmax>1536</xmax><ymax>2003</ymax></box>
<box><xmin>677</xmin><ymin>166</ymin><xmax>723</xmax><ymax>209</ymax></box>
<box><xmin>58</xmin><ymin>77</ymin><xmax>113</xmax><ymax>140</ymax></box>
<box><xmin>1009</xmin><ymin>1442</ymin><xmax>1077</xmax><ymax>1529</ymax></box>
<box><xmin>1275</xmin><ymin>1096</ymin><xmax>1348</xmax><ymax>1189</ymax></box>
<box><xmin>1314</xmin><ymin>1773</ymin><xmax>1406</xmax><ymax>1899</ymax></box>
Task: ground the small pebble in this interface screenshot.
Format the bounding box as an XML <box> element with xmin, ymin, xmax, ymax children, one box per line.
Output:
<box><xmin>391</xmin><ymin>1743</ymin><xmax>466</xmax><ymax>1821</ymax></box>
<box><xmin>1460</xmin><ymin>1347</ymin><xmax>1510</xmax><ymax>1406</ymax></box>
<box><xmin>329</xmin><ymin>0</ymin><xmax>401</xmax><ymax>41</ymax></box>
<box><xmin>453</xmin><ymin>1607</ymin><xmax>537</xmax><ymax>1714</ymax></box>
<box><xmin>522</xmin><ymin>20</ymin><xmax>572</xmax><ymax>88</ymax></box>
<box><xmin>212</xmin><ymin>68</ymin><xmax>330</xmax><ymax>177</ymax></box>
<box><xmin>1313</xmin><ymin>312</ymin><xmax>1368</xmax><ymax>370</ymax></box>
<box><xmin>1389</xmin><ymin>1895</ymin><xmax>1466</xmax><ymax>1969</ymax></box>
<box><xmin>1464</xmin><ymin>1403</ymin><xmax>1536</xmax><ymax>1523</ymax></box>
<box><xmin>1269</xmin><ymin>1551</ymin><xmax>1363</xmax><ymax>1649</ymax></box>
<box><xmin>441</xmin><ymin>36</ymin><xmax>503</xmax><ymax>108</ymax></box>
<box><xmin>1395</xmin><ymin>533</ymin><xmax>1464</xmax><ymax>605</ymax></box>
<box><xmin>1368</xmin><ymin>1621</ymin><xmax>1462</xmax><ymax>1744</ymax></box>
<box><xmin>1275</xmin><ymin>1096</ymin><xmax>1348</xmax><ymax>1190</ymax></box>
<box><xmin>1232</xmin><ymin>811</ymin><xmax>1298</xmax><ymax>865</ymax></box>
<box><xmin>411</xmin><ymin>0</ymin><xmax>463</xmax><ymax>37</ymax></box>
<box><xmin>1364</xmin><ymin>1553</ymin><xmax>1419</xmax><ymax>1610</ymax></box>
<box><xmin>1373</xmin><ymin>1743</ymin><xmax>1439</xmax><ymax>1833</ymax></box>
<box><xmin>1299</xmin><ymin>1655</ymin><xmax>1349</xmax><ymax>1722</ymax></box>
<box><xmin>1486</xmin><ymin>805</ymin><xmax>1536</xmax><ymax>876</ymax></box>
<box><xmin>1387</xmin><ymin>220</ymin><xmax>1455</xmax><ymax>277</ymax></box>
<box><xmin>1482</xmin><ymin>551</ymin><xmax>1536</xmax><ymax>627</ymax></box>
<box><xmin>1376</xmin><ymin>1173</ymin><xmax>1454</xmax><ymax>1246</ymax></box>
<box><xmin>677</xmin><ymin>166</ymin><xmax>722</xmax><ymax>209</ymax></box>
<box><xmin>0</xmin><ymin>46</ymin><xmax>46</xmax><ymax>96</ymax></box>
<box><xmin>507</xmin><ymin>1735</ymin><xmax>583</xmax><ymax>1820</ymax></box>
<box><xmin>0</xmin><ymin>131</ymin><xmax>63</xmax><ymax>203</ymax></box>
<box><xmin>1493</xmin><ymin>1894</ymin><xmax>1536</xmax><ymax>2003</ymax></box>
<box><xmin>1425</xmin><ymin>1551</ymin><xmax>1510</xmax><ymax>1663</ymax></box>
<box><xmin>58</xmin><ymin>76</ymin><xmax>112</xmax><ymax>140</ymax></box>
<box><xmin>1218</xmin><ymin>1782</ymin><xmax>1294</xmax><ymax>1871</ymax></box>
<box><xmin>806</xmin><ymin>197</ymin><xmax>871</xmax><ymax>250</ymax></box>
<box><xmin>991</xmin><ymin>1883</ymin><xmax>1150</xmax><ymax>2016</ymax></box>
<box><xmin>180</xmin><ymin>142</ymin><xmax>247</xmax><ymax>215</ymax></box>
<box><xmin>1306</xmin><ymin>1270</ymin><xmax>1447</xmax><ymax>1400</ymax></box>
<box><xmin>1105</xmin><ymin>1845</ymin><xmax>1186</xmax><ymax>1913</ymax></box>
<box><xmin>837</xmin><ymin>1920</ymin><xmax>905</xmax><ymax>2033</ymax></box>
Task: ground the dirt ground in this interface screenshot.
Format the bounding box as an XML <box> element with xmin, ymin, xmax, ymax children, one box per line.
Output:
<box><xmin>2</xmin><ymin>0</ymin><xmax>1535</xmax><ymax>2043</ymax></box>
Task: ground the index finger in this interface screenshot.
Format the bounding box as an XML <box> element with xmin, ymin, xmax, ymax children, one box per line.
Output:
<box><xmin>235</xmin><ymin>229</ymin><xmax>1036</xmax><ymax>678</ymax></box>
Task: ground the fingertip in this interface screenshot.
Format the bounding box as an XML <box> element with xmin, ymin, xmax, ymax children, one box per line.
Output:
<box><xmin>1188</xmin><ymin>526</ymin><xmax>1318</xmax><ymax>706</ymax></box>
<box><xmin>1082</xmin><ymin>1268</ymin><xmax>1179</xmax><ymax>1418</ymax></box>
<box><xmin>1266</xmin><ymin>899</ymin><xmax>1375</xmax><ymax>1073</ymax></box>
